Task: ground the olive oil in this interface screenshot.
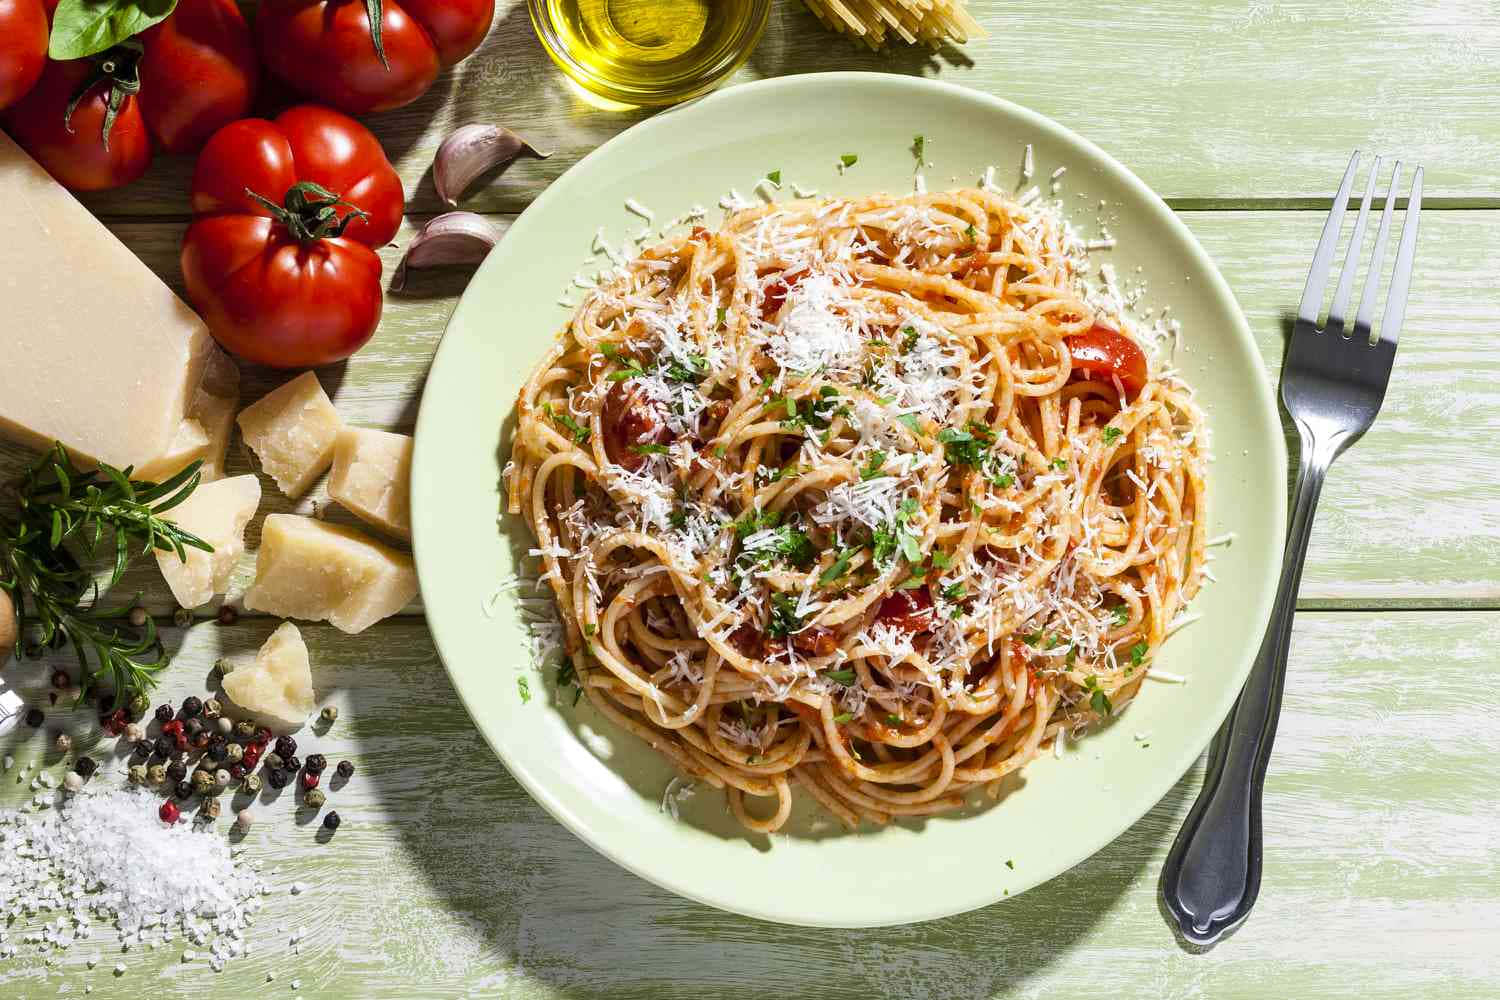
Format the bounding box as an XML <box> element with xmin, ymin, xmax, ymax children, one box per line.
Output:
<box><xmin>531</xmin><ymin>0</ymin><xmax>769</xmax><ymax>107</ymax></box>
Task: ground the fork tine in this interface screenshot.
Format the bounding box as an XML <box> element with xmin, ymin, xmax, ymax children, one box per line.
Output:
<box><xmin>1326</xmin><ymin>156</ymin><xmax>1379</xmax><ymax>336</ymax></box>
<box><xmin>1378</xmin><ymin>166</ymin><xmax>1423</xmax><ymax>347</ymax></box>
<box><xmin>1297</xmin><ymin>151</ymin><xmax>1361</xmax><ymax>326</ymax></box>
<box><xmin>1354</xmin><ymin>161</ymin><xmax>1401</xmax><ymax>341</ymax></box>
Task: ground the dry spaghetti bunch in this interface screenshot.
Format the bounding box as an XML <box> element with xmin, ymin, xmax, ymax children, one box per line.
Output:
<box><xmin>802</xmin><ymin>0</ymin><xmax>984</xmax><ymax>48</ymax></box>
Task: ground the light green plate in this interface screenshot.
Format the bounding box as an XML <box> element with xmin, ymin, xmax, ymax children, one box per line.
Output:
<box><xmin>412</xmin><ymin>72</ymin><xmax>1287</xmax><ymax>928</ymax></box>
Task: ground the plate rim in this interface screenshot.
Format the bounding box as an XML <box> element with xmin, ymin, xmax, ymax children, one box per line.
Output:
<box><xmin>412</xmin><ymin>70</ymin><xmax>1289</xmax><ymax>928</ymax></box>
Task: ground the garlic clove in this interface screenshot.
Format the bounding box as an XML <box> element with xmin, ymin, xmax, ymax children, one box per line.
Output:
<box><xmin>433</xmin><ymin>125</ymin><xmax>552</xmax><ymax>207</ymax></box>
<box><xmin>391</xmin><ymin>212</ymin><xmax>502</xmax><ymax>292</ymax></box>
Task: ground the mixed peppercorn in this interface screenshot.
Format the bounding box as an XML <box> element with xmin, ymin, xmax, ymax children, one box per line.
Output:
<box><xmin>32</xmin><ymin>683</ymin><xmax>355</xmax><ymax>839</ymax></box>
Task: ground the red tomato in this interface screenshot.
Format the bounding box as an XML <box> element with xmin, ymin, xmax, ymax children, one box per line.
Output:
<box><xmin>1065</xmin><ymin>323</ymin><xmax>1149</xmax><ymax>398</ymax></box>
<box><xmin>601</xmin><ymin>379</ymin><xmax>671</xmax><ymax>471</ymax></box>
<box><xmin>3</xmin><ymin>55</ymin><xmax>151</xmax><ymax>190</ymax></box>
<box><xmin>875</xmin><ymin>588</ymin><xmax>936</xmax><ymax>634</ymax></box>
<box><xmin>181</xmin><ymin>106</ymin><xmax>404</xmax><ymax>368</ymax></box>
<box><xmin>136</xmin><ymin>0</ymin><xmax>259</xmax><ymax>153</ymax></box>
<box><xmin>2</xmin><ymin>0</ymin><xmax>254</xmax><ymax>190</ymax></box>
<box><xmin>0</xmin><ymin>0</ymin><xmax>47</xmax><ymax>111</ymax></box>
<box><xmin>760</xmin><ymin>275</ymin><xmax>791</xmax><ymax>319</ymax></box>
<box><xmin>256</xmin><ymin>0</ymin><xmax>494</xmax><ymax>114</ymax></box>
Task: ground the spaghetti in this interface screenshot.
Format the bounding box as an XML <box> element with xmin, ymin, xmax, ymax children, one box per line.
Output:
<box><xmin>505</xmin><ymin>187</ymin><xmax>1208</xmax><ymax>833</ymax></box>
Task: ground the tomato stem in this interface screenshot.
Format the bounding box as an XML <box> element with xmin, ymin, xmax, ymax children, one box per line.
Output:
<box><xmin>363</xmin><ymin>0</ymin><xmax>390</xmax><ymax>70</ymax></box>
<box><xmin>244</xmin><ymin>182</ymin><xmax>370</xmax><ymax>242</ymax></box>
<box><xmin>63</xmin><ymin>40</ymin><xmax>143</xmax><ymax>154</ymax></box>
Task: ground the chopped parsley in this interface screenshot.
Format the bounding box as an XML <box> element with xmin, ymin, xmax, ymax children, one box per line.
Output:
<box><xmin>767</xmin><ymin>592</ymin><xmax>804</xmax><ymax>639</ymax></box>
<box><xmin>964</xmin><ymin>223</ymin><xmax>977</xmax><ymax>242</ymax></box>
<box><xmin>839</xmin><ymin>153</ymin><xmax>858</xmax><ymax>168</ymax></box>
<box><xmin>735</xmin><ymin>509</ymin><xmax>781</xmax><ymax>539</ymax></box>
<box><xmin>900</xmin><ymin>325</ymin><xmax>919</xmax><ymax>353</ymax></box>
<box><xmin>661</xmin><ymin>354</ymin><xmax>707</xmax><ymax>383</ymax></box>
<box><xmin>631</xmin><ymin>443</ymin><xmax>669</xmax><ymax>456</ymax></box>
<box><xmin>896</xmin><ymin>412</ymin><xmax>924</xmax><ymax>435</ymax></box>
<box><xmin>1102</xmin><ymin>425</ymin><xmax>1123</xmax><ymax>444</ymax></box>
<box><xmin>911</xmin><ymin>134</ymin><xmax>925</xmax><ymax>162</ymax></box>
<box><xmin>668</xmin><ymin>507</ymin><xmax>688</xmax><ymax>529</ymax></box>
<box><xmin>716</xmin><ymin>306</ymin><xmax>728</xmax><ymax>327</ymax></box>
<box><xmin>1005</xmin><ymin>859</ymin><xmax>1015</xmax><ymax>870</ymax></box>
<box><xmin>858</xmin><ymin>451</ymin><xmax>887</xmax><ymax>481</ymax></box>
<box><xmin>886</xmin><ymin>713</ymin><xmax>903</xmax><ymax>725</ymax></box>
<box><xmin>556</xmin><ymin>658</ymin><xmax>582</xmax><ymax>706</ymax></box>
<box><xmin>942</xmin><ymin>582</ymin><xmax>966</xmax><ymax>601</ymax></box>
<box><xmin>599</xmin><ymin>342</ymin><xmax>620</xmax><ymax>359</ymax></box>
<box><xmin>1130</xmin><ymin>641</ymin><xmax>1150</xmax><ymax>667</ymax></box>
<box><xmin>930</xmin><ymin>550</ymin><xmax>951</xmax><ymax>570</ymax></box>
<box><xmin>1052</xmin><ymin>457</ymin><xmax>1068</xmax><ymax>471</ymax></box>
<box><xmin>517</xmin><ymin>676</ymin><xmax>532</xmax><ymax>704</ymax></box>
<box><xmin>766</xmin><ymin>169</ymin><xmax>782</xmax><ymax>185</ymax></box>
<box><xmin>1110</xmin><ymin>605</ymin><xmax>1130</xmax><ymax>627</ymax></box>
<box><xmin>607</xmin><ymin>362</ymin><xmax>647</xmax><ymax>382</ymax></box>
<box><xmin>819</xmin><ymin>547</ymin><xmax>854</xmax><ymax>586</ymax></box>
<box><xmin>774</xmin><ymin>387</ymin><xmax>847</xmax><ymax>433</ymax></box>
<box><xmin>582</xmin><ymin>623</ymin><xmax>597</xmax><ymax>637</ymax></box>
<box><xmin>823</xmin><ymin>668</ymin><xmax>856</xmax><ymax>686</ymax></box>
<box><xmin>1083</xmin><ymin>674</ymin><xmax>1113</xmax><ymax>717</ymax></box>
<box><xmin>541</xmin><ymin>403</ymin><xmax>590</xmax><ymax>445</ymax></box>
<box><xmin>832</xmin><ymin>712</ymin><xmax>854</xmax><ymax>724</ymax></box>
<box><xmin>896</xmin><ymin>573</ymin><xmax>926</xmax><ymax>590</ymax></box>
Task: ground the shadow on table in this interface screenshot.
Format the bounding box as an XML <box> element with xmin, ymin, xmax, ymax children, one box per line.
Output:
<box><xmin>347</xmin><ymin>636</ymin><xmax>1190</xmax><ymax>1000</ymax></box>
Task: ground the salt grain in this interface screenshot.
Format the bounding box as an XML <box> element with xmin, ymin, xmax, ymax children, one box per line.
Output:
<box><xmin>0</xmin><ymin>788</ymin><xmax>265</xmax><ymax>972</ymax></box>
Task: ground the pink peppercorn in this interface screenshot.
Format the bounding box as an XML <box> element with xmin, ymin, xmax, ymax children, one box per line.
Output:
<box><xmin>159</xmin><ymin>800</ymin><xmax>180</xmax><ymax>824</ymax></box>
<box><xmin>301</xmin><ymin>771</ymin><xmax>319</xmax><ymax>790</ymax></box>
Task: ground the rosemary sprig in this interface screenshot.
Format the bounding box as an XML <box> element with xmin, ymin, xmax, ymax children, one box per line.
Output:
<box><xmin>0</xmin><ymin>444</ymin><xmax>212</xmax><ymax>705</ymax></box>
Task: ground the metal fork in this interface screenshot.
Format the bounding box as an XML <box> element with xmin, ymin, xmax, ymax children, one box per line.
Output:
<box><xmin>1160</xmin><ymin>152</ymin><xmax>1423</xmax><ymax>946</ymax></box>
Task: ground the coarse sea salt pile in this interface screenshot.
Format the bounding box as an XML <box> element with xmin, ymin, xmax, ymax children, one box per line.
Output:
<box><xmin>0</xmin><ymin>787</ymin><xmax>266</xmax><ymax>972</ymax></box>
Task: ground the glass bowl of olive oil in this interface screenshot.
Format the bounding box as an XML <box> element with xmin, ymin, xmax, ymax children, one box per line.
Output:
<box><xmin>529</xmin><ymin>0</ymin><xmax>771</xmax><ymax>108</ymax></box>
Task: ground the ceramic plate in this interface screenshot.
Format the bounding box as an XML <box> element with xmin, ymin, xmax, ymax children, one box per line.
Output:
<box><xmin>412</xmin><ymin>72</ymin><xmax>1287</xmax><ymax>928</ymax></box>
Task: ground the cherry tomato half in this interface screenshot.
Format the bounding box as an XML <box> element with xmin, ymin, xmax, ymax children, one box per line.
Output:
<box><xmin>1064</xmin><ymin>323</ymin><xmax>1149</xmax><ymax>398</ymax></box>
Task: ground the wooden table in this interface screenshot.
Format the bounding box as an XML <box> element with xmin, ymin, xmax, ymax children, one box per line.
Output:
<box><xmin>3</xmin><ymin>2</ymin><xmax>1498</xmax><ymax>997</ymax></box>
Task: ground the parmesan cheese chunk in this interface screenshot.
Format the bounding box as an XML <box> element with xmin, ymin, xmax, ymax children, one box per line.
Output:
<box><xmin>327</xmin><ymin>428</ymin><xmax>412</xmax><ymax>540</ymax></box>
<box><xmin>221</xmin><ymin>621</ymin><xmax>315</xmax><ymax>730</ymax></box>
<box><xmin>237</xmin><ymin>372</ymin><xmax>341</xmax><ymax>497</ymax></box>
<box><xmin>0</xmin><ymin>130</ymin><xmax>215</xmax><ymax>472</ymax></box>
<box><xmin>136</xmin><ymin>348</ymin><xmax>240</xmax><ymax>482</ymax></box>
<box><xmin>244</xmin><ymin>515</ymin><xmax>418</xmax><ymax>634</ymax></box>
<box><xmin>154</xmin><ymin>475</ymin><xmax>261</xmax><ymax>609</ymax></box>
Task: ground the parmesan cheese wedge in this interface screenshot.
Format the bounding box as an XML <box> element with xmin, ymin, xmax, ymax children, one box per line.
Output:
<box><xmin>137</xmin><ymin>348</ymin><xmax>240</xmax><ymax>483</ymax></box>
<box><xmin>221</xmin><ymin>621</ymin><xmax>315</xmax><ymax>731</ymax></box>
<box><xmin>244</xmin><ymin>515</ymin><xmax>418</xmax><ymax>634</ymax></box>
<box><xmin>154</xmin><ymin>475</ymin><xmax>261</xmax><ymax>609</ymax></box>
<box><xmin>327</xmin><ymin>428</ymin><xmax>412</xmax><ymax>541</ymax></box>
<box><xmin>0</xmin><ymin>130</ymin><xmax>217</xmax><ymax>473</ymax></box>
<box><xmin>237</xmin><ymin>372</ymin><xmax>341</xmax><ymax>498</ymax></box>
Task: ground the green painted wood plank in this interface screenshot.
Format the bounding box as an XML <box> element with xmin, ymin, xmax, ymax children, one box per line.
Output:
<box><xmin>4</xmin><ymin>209</ymin><xmax>1492</xmax><ymax>611</ymax></box>
<box><xmin>0</xmin><ymin>610</ymin><xmax>1495</xmax><ymax>997</ymax></box>
<box><xmin>63</xmin><ymin>0</ymin><xmax>1500</xmax><ymax>219</ymax></box>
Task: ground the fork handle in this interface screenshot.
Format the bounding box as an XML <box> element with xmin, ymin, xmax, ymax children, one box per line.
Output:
<box><xmin>1160</xmin><ymin>432</ymin><xmax>1334</xmax><ymax>946</ymax></box>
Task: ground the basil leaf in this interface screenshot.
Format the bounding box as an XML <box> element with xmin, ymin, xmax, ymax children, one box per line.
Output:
<box><xmin>49</xmin><ymin>0</ymin><xmax>178</xmax><ymax>60</ymax></box>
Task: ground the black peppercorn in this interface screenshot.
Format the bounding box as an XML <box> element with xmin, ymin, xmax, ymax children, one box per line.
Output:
<box><xmin>174</xmin><ymin>780</ymin><xmax>194</xmax><ymax>800</ymax></box>
<box><xmin>267</xmin><ymin>768</ymin><xmax>289</xmax><ymax>789</ymax></box>
<box><xmin>75</xmin><ymin>756</ymin><xmax>97</xmax><ymax>778</ymax></box>
<box><xmin>335</xmin><ymin>760</ymin><xmax>354</xmax><ymax>779</ymax></box>
<box><xmin>133</xmin><ymin>739</ymin><xmax>155</xmax><ymax>758</ymax></box>
<box><xmin>305</xmin><ymin>754</ymin><xmax>327</xmax><ymax>774</ymax></box>
<box><xmin>166</xmin><ymin>760</ymin><xmax>188</xmax><ymax>783</ymax></box>
<box><xmin>181</xmin><ymin>696</ymin><xmax>203</xmax><ymax>718</ymax></box>
<box><xmin>207</xmin><ymin>743</ymin><xmax>228</xmax><ymax>762</ymax></box>
<box><xmin>322</xmin><ymin>811</ymin><xmax>340</xmax><ymax>831</ymax></box>
<box><xmin>234</xmin><ymin>720</ymin><xmax>256</xmax><ymax>740</ymax></box>
<box><xmin>24</xmin><ymin>708</ymin><xmax>43</xmax><ymax>728</ymax></box>
<box><xmin>184</xmin><ymin>716</ymin><xmax>205</xmax><ymax>738</ymax></box>
<box><xmin>274</xmin><ymin>736</ymin><xmax>297</xmax><ymax>759</ymax></box>
<box><xmin>152</xmin><ymin>735</ymin><xmax>172</xmax><ymax>758</ymax></box>
<box><xmin>50</xmin><ymin>669</ymin><xmax>70</xmax><ymax>689</ymax></box>
<box><xmin>283</xmin><ymin>755</ymin><xmax>301</xmax><ymax>772</ymax></box>
<box><xmin>154</xmin><ymin>704</ymin><xmax>174</xmax><ymax>724</ymax></box>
